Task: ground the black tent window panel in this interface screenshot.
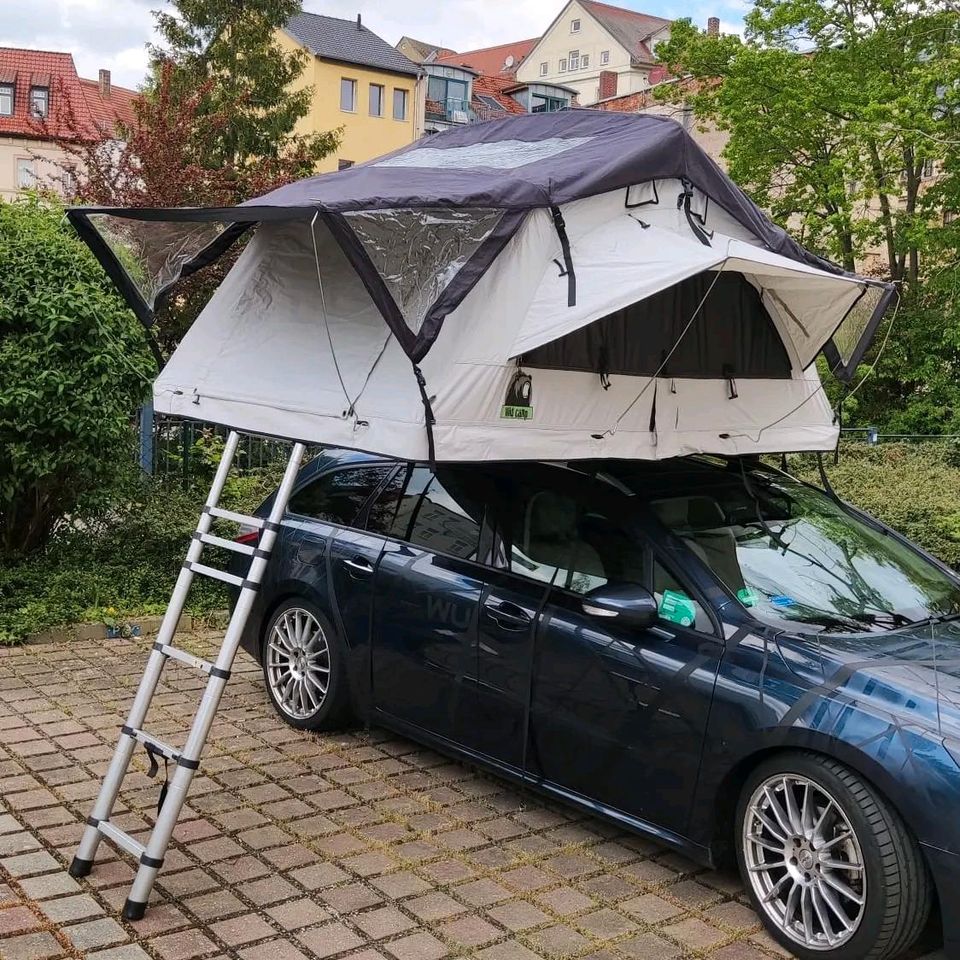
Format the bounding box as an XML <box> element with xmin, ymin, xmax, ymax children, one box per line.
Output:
<box><xmin>522</xmin><ymin>272</ymin><xmax>792</xmax><ymax>380</ymax></box>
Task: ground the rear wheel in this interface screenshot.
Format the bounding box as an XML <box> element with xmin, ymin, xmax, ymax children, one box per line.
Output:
<box><xmin>736</xmin><ymin>752</ymin><xmax>930</xmax><ymax>960</ymax></box>
<box><xmin>262</xmin><ymin>599</ymin><xmax>352</xmax><ymax>730</ymax></box>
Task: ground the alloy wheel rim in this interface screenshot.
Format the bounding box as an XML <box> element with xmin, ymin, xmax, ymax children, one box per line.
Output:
<box><xmin>266</xmin><ymin>608</ymin><xmax>330</xmax><ymax>720</ymax></box>
<box><xmin>743</xmin><ymin>773</ymin><xmax>866</xmax><ymax>950</ymax></box>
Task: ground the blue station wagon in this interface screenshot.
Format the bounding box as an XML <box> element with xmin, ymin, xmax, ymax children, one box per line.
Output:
<box><xmin>232</xmin><ymin>452</ymin><xmax>960</xmax><ymax>960</ymax></box>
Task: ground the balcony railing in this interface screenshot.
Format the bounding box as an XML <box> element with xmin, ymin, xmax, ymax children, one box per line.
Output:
<box><xmin>425</xmin><ymin>96</ymin><xmax>474</xmax><ymax>124</ymax></box>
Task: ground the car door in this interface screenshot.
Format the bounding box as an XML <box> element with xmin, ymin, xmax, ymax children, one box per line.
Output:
<box><xmin>471</xmin><ymin>468</ymin><xmax>724</xmax><ymax>837</ymax></box>
<box><xmin>285</xmin><ymin>462</ymin><xmax>398</xmax><ymax>695</ymax></box>
<box><xmin>369</xmin><ymin>464</ymin><xmax>496</xmax><ymax>737</ymax></box>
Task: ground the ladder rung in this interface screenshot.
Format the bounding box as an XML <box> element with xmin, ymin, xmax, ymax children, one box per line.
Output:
<box><xmin>97</xmin><ymin>820</ymin><xmax>146</xmax><ymax>860</ymax></box>
<box><xmin>154</xmin><ymin>642</ymin><xmax>227</xmax><ymax>678</ymax></box>
<box><xmin>185</xmin><ymin>561</ymin><xmax>244</xmax><ymax>588</ymax></box>
<box><xmin>124</xmin><ymin>727</ymin><xmax>180</xmax><ymax>763</ymax></box>
<box><xmin>207</xmin><ymin>506</ymin><xmax>265</xmax><ymax>528</ymax></box>
<box><xmin>197</xmin><ymin>531</ymin><xmax>256</xmax><ymax>556</ymax></box>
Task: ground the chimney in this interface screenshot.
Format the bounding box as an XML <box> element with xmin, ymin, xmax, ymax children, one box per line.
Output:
<box><xmin>98</xmin><ymin>68</ymin><xmax>111</xmax><ymax>99</ymax></box>
<box><xmin>357</xmin><ymin>13</ymin><xmax>362</xmax><ymax>30</ymax></box>
<box><xmin>707</xmin><ymin>16</ymin><xmax>720</xmax><ymax>35</ymax></box>
<box><xmin>598</xmin><ymin>69</ymin><xmax>618</xmax><ymax>100</ymax></box>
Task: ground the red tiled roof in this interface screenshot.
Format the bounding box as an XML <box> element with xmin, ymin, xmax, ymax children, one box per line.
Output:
<box><xmin>78</xmin><ymin>77</ymin><xmax>137</xmax><ymax>130</ymax></box>
<box><xmin>435</xmin><ymin>38</ymin><xmax>539</xmax><ymax>77</ymax></box>
<box><xmin>0</xmin><ymin>47</ymin><xmax>137</xmax><ymax>141</ymax></box>
<box><xmin>472</xmin><ymin>74</ymin><xmax>527</xmax><ymax>116</ymax></box>
<box><xmin>580</xmin><ymin>1</ymin><xmax>672</xmax><ymax>66</ymax></box>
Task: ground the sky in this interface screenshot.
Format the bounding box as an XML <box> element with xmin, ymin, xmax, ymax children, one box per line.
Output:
<box><xmin>0</xmin><ymin>0</ymin><xmax>747</xmax><ymax>91</ymax></box>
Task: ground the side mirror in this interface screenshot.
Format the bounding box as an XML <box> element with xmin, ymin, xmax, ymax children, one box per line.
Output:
<box><xmin>582</xmin><ymin>582</ymin><xmax>658</xmax><ymax>629</ymax></box>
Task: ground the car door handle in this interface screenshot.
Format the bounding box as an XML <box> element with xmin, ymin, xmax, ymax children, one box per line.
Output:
<box><xmin>483</xmin><ymin>600</ymin><xmax>531</xmax><ymax>631</ymax></box>
<box><xmin>342</xmin><ymin>557</ymin><xmax>374</xmax><ymax>577</ymax></box>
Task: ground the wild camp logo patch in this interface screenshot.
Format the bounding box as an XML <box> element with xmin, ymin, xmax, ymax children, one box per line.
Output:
<box><xmin>502</xmin><ymin>370</ymin><xmax>533</xmax><ymax>421</ymax></box>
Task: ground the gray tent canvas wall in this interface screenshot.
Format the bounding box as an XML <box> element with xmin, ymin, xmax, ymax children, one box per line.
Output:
<box><xmin>69</xmin><ymin>111</ymin><xmax>894</xmax><ymax>462</ymax></box>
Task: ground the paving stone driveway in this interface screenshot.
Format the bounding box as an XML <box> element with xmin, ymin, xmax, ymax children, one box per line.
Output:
<box><xmin>0</xmin><ymin>634</ymin><xmax>943</xmax><ymax>960</ymax></box>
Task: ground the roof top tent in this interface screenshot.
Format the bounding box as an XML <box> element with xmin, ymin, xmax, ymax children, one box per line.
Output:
<box><xmin>69</xmin><ymin>111</ymin><xmax>893</xmax><ymax>463</ymax></box>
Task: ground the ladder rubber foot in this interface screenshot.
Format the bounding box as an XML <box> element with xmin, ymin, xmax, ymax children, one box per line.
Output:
<box><xmin>123</xmin><ymin>898</ymin><xmax>147</xmax><ymax>921</ymax></box>
<box><xmin>68</xmin><ymin>856</ymin><xmax>93</xmax><ymax>878</ymax></box>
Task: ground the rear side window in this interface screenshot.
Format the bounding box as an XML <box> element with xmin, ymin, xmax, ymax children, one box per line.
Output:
<box><xmin>409</xmin><ymin>469</ymin><xmax>483</xmax><ymax>559</ymax></box>
<box><xmin>367</xmin><ymin>465</ymin><xmax>485</xmax><ymax>560</ymax></box>
<box><xmin>288</xmin><ymin>465</ymin><xmax>393</xmax><ymax>527</ymax></box>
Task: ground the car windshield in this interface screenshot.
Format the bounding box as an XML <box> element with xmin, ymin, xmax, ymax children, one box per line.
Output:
<box><xmin>648</xmin><ymin>468</ymin><xmax>960</xmax><ymax>634</ymax></box>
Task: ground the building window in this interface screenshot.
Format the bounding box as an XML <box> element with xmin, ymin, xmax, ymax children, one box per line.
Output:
<box><xmin>29</xmin><ymin>86</ymin><xmax>48</xmax><ymax>118</ymax></box>
<box><xmin>369</xmin><ymin>83</ymin><xmax>384</xmax><ymax>117</ymax></box>
<box><xmin>427</xmin><ymin>75</ymin><xmax>470</xmax><ymax>115</ymax></box>
<box><xmin>922</xmin><ymin>157</ymin><xmax>935</xmax><ymax>179</ymax></box>
<box><xmin>338</xmin><ymin>159</ymin><xmax>354</xmax><ymax>170</ymax></box>
<box><xmin>16</xmin><ymin>158</ymin><xmax>36</xmax><ymax>190</ymax></box>
<box><xmin>571</xmin><ymin>18</ymin><xmax>581</xmax><ymax>31</ymax></box>
<box><xmin>0</xmin><ymin>83</ymin><xmax>12</xmax><ymax>116</ymax></box>
<box><xmin>600</xmin><ymin>49</ymin><xmax>610</xmax><ymax>64</ymax></box>
<box><xmin>944</xmin><ymin>208</ymin><xmax>956</xmax><ymax>226</ymax></box>
<box><xmin>558</xmin><ymin>58</ymin><xmax>568</xmax><ymax>72</ymax></box>
<box><xmin>540</xmin><ymin>61</ymin><xmax>548</xmax><ymax>76</ymax></box>
<box><xmin>340</xmin><ymin>77</ymin><xmax>357</xmax><ymax>112</ymax></box>
<box><xmin>532</xmin><ymin>94</ymin><xmax>568</xmax><ymax>113</ymax></box>
<box><xmin>581</xmin><ymin>53</ymin><xmax>590</xmax><ymax>68</ymax></box>
<box><xmin>569</xmin><ymin>49</ymin><xmax>580</xmax><ymax>70</ymax></box>
<box><xmin>393</xmin><ymin>87</ymin><xmax>408</xmax><ymax>120</ymax></box>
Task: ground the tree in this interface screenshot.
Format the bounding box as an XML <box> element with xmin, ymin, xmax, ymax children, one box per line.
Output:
<box><xmin>656</xmin><ymin>2</ymin><xmax>960</xmax><ymax>283</ymax></box>
<box><xmin>0</xmin><ymin>198</ymin><xmax>153</xmax><ymax>555</ymax></box>
<box><xmin>152</xmin><ymin>0</ymin><xmax>333</xmax><ymax>170</ymax></box>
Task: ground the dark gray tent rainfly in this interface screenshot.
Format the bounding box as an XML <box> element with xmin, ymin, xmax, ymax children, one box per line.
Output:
<box><xmin>69</xmin><ymin>111</ymin><xmax>893</xmax><ymax>462</ymax></box>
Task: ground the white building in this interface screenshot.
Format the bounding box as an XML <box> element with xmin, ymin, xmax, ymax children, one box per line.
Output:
<box><xmin>515</xmin><ymin>0</ymin><xmax>672</xmax><ymax>105</ymax></box>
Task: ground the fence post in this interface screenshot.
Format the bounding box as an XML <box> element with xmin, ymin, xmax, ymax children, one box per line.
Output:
<box><xmin>139</xmin><ymin>401</ymin><xmax>154</xmax><ymax>475</ymax></box>
<box><xmin>867</xmin><ymin>426</ymin><xmax>879</xmax><ymax>445</ymax></box>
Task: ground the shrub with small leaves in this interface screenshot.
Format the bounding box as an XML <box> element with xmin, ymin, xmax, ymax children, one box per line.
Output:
<box><xmin>0</xmin><ymin>196</ymin><xmax>152</xmax><ymax>555</ymax></box>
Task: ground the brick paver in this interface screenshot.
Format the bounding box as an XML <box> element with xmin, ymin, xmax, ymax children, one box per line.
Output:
<box><xmin>0</xmin><ymin>633</ymin><xmax>946</xmax><ymax>960</ymax></box>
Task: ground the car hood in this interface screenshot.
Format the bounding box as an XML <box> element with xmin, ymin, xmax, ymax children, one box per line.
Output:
<box><xmin>780</xmin><ymin>618</ymin><xmax>960</xmax><ymax>739</ymax></box>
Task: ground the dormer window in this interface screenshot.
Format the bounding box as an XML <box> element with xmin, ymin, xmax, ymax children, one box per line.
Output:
<box><xmin>571</xmin><ymin>18</ymin><xmax>581</xmax><ymax>32</ymax></box>
<box><xmin>0</xmin><ymin>84</ymin><xmax>13</xmax><ymax>117</ymax></box>
<box><xmin>30</xmin><ymin>86</ymin><xmax>48</xmax><ymax>118</ymax></box>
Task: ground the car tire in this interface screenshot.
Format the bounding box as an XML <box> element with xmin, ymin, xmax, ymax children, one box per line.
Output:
<box><xmin>735</xmin><ymin>751</ymin><xmax>930</xmax><ymax>960</ymax></box>
<box><xmin>261</xmin><ymin>598</ymin><xmax>353</xmax><ymax>731</ymax></box>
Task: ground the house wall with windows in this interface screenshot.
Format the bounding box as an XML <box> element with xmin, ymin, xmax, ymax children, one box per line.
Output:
<box><xmin>276</xmin><ymin>24</ymin><xmax>423</xmax><ymax>173</ymax></box>
<box><xmin>0</xmin><ymin>49</ymin><xmax>136</xmax><ymax>201</ymax></box>
<box><xmin>515</xmin><ymin>0</ymin><xmax>670</xmax><ymax>105</ymax></box>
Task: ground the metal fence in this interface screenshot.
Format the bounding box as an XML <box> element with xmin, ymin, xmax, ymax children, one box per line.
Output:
<box><xmin>840</xmin><ymin>427</ymin><xmax>960</xmax><ymax>445</ymax></box>
<box><xmin>139</xmin><ymin>408</ymin><xmax>311</xmax><ymax>485</ymax></box>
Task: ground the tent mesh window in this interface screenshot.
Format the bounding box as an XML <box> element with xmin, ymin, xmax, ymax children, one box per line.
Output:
<box><xmin>88</xmin><ymin>214</ymin><xmax>227</xmax><ymax>310</ymax></box>
<box><xmin>522</xmin><ymin>271</ymin><xmax>792</xmax><ymax>379</ymax></box>
<box><xmin>831</xmin><ymin>283</ymin><xmax>886</xmax><ymax>367</ymax></box>
<box><xmin>343</xmin><ymin>207</ymin><xmax>503</xmax><ymax>334</ymax></box>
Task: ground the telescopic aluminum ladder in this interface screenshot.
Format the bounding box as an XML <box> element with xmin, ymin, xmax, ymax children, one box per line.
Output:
<box><xmin>69</xmin><ymin>431</ymin><xmax>306</xmax><ymax>919</ymax></box>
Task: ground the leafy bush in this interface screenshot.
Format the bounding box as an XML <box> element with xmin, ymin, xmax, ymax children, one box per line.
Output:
<box><xmin>790</xmin><ymin>442</ymin><xmax>960</xmax><ymax>569</ymax></box>
<box><xmin>0</xmin><ymin>456</ymin><xmax>283</xmax><ymax>644</ymax></box>
<box><xmin>0</xmin><ymin>197</ymin><xmax>153</xmax><ymax>555</ymax></box>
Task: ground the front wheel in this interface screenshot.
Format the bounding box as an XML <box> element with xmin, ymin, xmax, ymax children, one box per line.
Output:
<box><xmin>736</xmin><ymin>752</ymin><xmax>931</xmax><ymax>960</ymax></box>
<box><xmin>261</xmin><ymin>599</ymin><xmax>353</xmax><ymax>730</ymax></box>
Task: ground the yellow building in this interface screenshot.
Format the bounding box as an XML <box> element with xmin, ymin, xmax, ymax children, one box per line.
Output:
<box><xmin>279</xmin><ymin>13</ymin><xmax>424</xmax><ymax>173</ymax></box>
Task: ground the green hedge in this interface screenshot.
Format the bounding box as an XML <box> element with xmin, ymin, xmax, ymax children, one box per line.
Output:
<box><xmin>790</xmin><ymin>442</ymin><xmax>960</xmax><ymax>569</ymax></box>
<box><xmin>0</xmin><ymin>437</ymin><xmax>284</xmax><ymax>644</ymax></box>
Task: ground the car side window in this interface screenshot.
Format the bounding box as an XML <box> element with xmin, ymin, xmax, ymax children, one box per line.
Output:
<box><xmin>652</xmin><ymin>557</ymin><xmax>713</xmax><ymax>634</ymax></box>
<box><xmin>367</xmin><ymin>465</ymin><xmax>485</xmax><ymax>560</ymax></box>
<box><xmin>367</xmin><ymin>465</ymin><xmax>432</xmax><ymax>539</ymax></box>
<box><xmin>408</xmin><ymin>468</ymin><xmax>483</xmax><ymax>560</ymax></box>
<box><xmin>499</xmin><ymin>482</ymin><xmax>645</xmax><ymax>595</ymax></box>
<box><xmin>288</xmin><ymin>465</ymin><xmax>393</xmax><ymax>527</ymax></box>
